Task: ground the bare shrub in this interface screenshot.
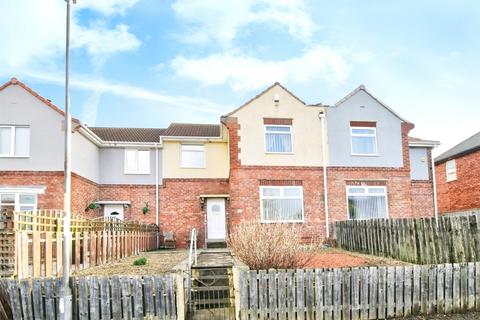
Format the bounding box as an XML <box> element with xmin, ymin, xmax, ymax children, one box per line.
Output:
<box><xmin>227</xmin><ymin>223</ymin><xmax>319</xmax><ymax>270</ymax></box>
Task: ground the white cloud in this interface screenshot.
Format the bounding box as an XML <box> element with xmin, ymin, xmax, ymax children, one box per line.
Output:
<box><xmin>22</xmin><ymin>70</ymin><xmax>228</xmax><ymax>116</ymax></box>
<box><xmin>171</xmin><ymin>46</ymin><xmax>350</xmax><ymax>91</ymax></box>
<box><xmin>0</xmin><ymin>0</ymin><xmax>140</xmax><ymax>68</ymax></box>
<box><xmin>172</xmin><ymin>0</ymin><xmax>315</xmax><ymax>46</ymax></box>
<box><xmin>76</xmin><ymin>0</ymin><xmax>139</xmax><ymax>16</ymax></box>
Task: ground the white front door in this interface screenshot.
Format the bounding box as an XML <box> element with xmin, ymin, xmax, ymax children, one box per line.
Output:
<box><xmin>104</xmin><ymin>204</ymin><xmax>124</xmax><ymax>220</ymax></box>
<box><xmin>207</xmin><ymin>198</ymin><xmax>226</xmax><ymax>240</ymax></box>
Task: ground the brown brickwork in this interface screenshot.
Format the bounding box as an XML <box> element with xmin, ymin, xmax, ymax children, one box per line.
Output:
<box><xmin>411</xmin><ymin>181</ymin><xmax>435</xmax><ymax>217</ymax></box>
<box><xmin>436</xmin><ymin>150</ymin><xmax>480</xmax><ymax>213</ymax></box>
<box><xmin>99</xmin><ymin>184</ymin><xmax>157</xmax><ymax>224</ymax></box>
<box><xmin>159</xmin><ymin>178</ymin><xmax>229</xmax><ymax>248</ymax></box>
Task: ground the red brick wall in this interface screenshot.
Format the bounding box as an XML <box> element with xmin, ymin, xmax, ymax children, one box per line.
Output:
<box><xmin>72</xmin><ymin>173</ymin><xmax>100</xmax><ymax>217</ymax></box>
<box><xmin>0</xmin><ymin>171</ymin><xmax>65</xmax><ymax>210</ymax></box>
<box><xmin>411</xmin><ymin>181</ymin><xmax>435</xmax><ymax>217</ymax></box>
<box><xmin>159</xmin><ymin>178</ymin><xmax>229</xmax><ymax>248</ymax></box>
<box><xmin>99</xmin><ymin>184</ymin><xmax>157</xmax><ymax>224</ymax></box>
<box><xmin>436</xmin><ymin>150</ymin><xmax>480</xmax><ymax>213</ymax></box>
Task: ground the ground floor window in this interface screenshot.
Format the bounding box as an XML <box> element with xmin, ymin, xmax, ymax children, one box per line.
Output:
<box><xmin>0</xmin><ymin>193</ymin><xmax>37</xmax><ymax>212</ymax></box>
<box><xmin>347</xmin><ymin>186</ymin><xmax>388</xmax><ymax>220</ymax></box>
<box><xmin>260</xmin><ymin>186</ymin><xmax>304</xmax><ymax>222</ymax></box>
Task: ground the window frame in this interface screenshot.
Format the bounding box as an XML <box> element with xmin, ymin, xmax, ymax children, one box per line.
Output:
<box><xmin>264</xmin><ymin>125</ymin><xmax>293</xmax><ymax>154</ymax></box>
<box><xmin>0</xmin><ymin>193</ymin><xmax>37</xmax><ymax>212</ymax></box>
<box><xmin>350</xmin><ymin>126</ymin><xmax>378</xmax><ymax>156</ymax></box>
<box><xmin>124</xmin><ymin>149</ymin><xmax>151</xmax><ymax>175</ymax></box>
<box><xmin>345</xmin><ymin>185</ymin><xmax>389</xmax><ymax>220</ymax></box>
<box><xmin>0</xmin><ymin>125</ymin><xmax>30</xmax><ymax>158</ymax></box>
<box><xmin>180</xmin><ymin>144</ymin><xmax>206</xmax><ymax>169</ymax></box>
<box><xmin>259</xmin><ymin>185</ymin><xmax>304</xmax><ymax>223</ymax></box>
<box><xmin>446</xmin><ymin>159</ymin><xmax>457</xmax><ymax>182</ymax></box>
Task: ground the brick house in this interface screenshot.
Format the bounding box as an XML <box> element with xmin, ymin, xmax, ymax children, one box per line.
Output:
<box><xmin>0</xmin><ymin>78</ymin><xmax>439</xmax><ymax>247</ymax></box>
<box><xmin>434</xmin><ymin>131</ymin><xmax>480</xmax><ymax>215</ymax></box>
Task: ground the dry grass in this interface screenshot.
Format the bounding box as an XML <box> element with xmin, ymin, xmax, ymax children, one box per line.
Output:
<box><xmin>228</xmin><ymin>223</ymin><xmax>318</xmax><ymax>270</ymax></box>
<box><xmin>74</xmin><ymin>250</ymin><xmax>187</xmax><ymax>276</ymax></box>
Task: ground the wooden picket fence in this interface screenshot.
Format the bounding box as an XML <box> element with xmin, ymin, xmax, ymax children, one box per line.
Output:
<box><xmin>3</xmin><ymin>274</ymin><xmax>177</xmax><ymax>319</ymax></box>
<box><xmin>334</xmin><ymin>215</ymin><xmax>480</xmax><ymax>264</ymax></box>
<box><xmin>238</xmin><ymin>263</ymin><xmax>480</xmax><ymax>319</ymax></box>
<box><xmin>0</xmin><ymin>210</ymin><xmax>160</xmax><ymax>279</ymax></box>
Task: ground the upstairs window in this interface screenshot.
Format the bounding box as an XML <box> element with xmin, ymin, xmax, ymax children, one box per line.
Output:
<box><xmin>0</xmin><ymin>126</ymin><xmax>30</xmax><ymax>157</ymax></box>
<box><xmin>351</xmin><ymin>126</ymin><xmax>377</xmax><ymax>155</ymax></box>
<box><xmin>265</xmin><ymin>125</ymin><xmax>292</xmax><ymax>153</ymax></box>
<box><xmin>124</xmin><ymin>149</ymin><xmax>150</xmax><ymax>174</ymax></box>
<box><xmin>347</xmin><ymin>186</ymin><xmax>388</xmax><ymax>220</ymax></box>
<box><xmin>181</xmin><ymin>145</ymin><xmax>205</xmax><ymax>168</ymax></box>
<box><xmin>446</xmin><ymin>159</ymin><xmax>457</xmax><ymax>182</ymax></box>
<box><xmin>260</xmin><ymin>186</ymin><xmax>304</xmax><ymax>222</ymax></box>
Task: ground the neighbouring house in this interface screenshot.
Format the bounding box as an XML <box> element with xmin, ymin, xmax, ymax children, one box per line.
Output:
<box><xmin>434</xmin><ymin>131</ymin><xmax>480</xmax><ymax>215</ymax></box>
<box><xmin>0</xmin><ymin>78</ymin><xmax>439</xmax><ymax>247</ymax></box>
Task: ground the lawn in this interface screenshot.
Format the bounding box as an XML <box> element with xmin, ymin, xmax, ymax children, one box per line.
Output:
<box><xmin>301</xmin><ymin>247</ymin><xmax>409</xmax><ymax>269</ymax></box>
<box><xmin>74</xmin><ymin>250</ymin><xmax>187</xmax><ymax>276</ymax></box>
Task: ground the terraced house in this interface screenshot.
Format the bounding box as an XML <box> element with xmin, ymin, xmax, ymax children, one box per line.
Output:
<box><xmin>0</xmin><ymin>78</ymin><xmax>439</xmax><ymax>247</ymax></box>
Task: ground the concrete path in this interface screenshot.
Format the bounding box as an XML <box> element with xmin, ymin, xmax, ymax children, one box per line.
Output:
<box><xmin>194</xmin><ymin>249</ymin><xmax>233</xmax><ymax>268</ymax></box>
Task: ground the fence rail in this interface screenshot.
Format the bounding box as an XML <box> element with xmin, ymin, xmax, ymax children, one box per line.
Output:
<box><xmin>3</xmin><ymin>274</ymin><xmax>177</xmax><ymax>319</ymax></box>
<box><xmin>239</xmin><ymin>263</ymin><xmax>480</xmax><ymax>320</ymax></box>
<box><xmin>0</xmin><ymin>210</ymin><xmax>160</xmax><ymax>278</ymax></box>
<box><xmin>334</xmin><ymin>215</ymin><xmax>480</xmax><ymax>264</ymax></box>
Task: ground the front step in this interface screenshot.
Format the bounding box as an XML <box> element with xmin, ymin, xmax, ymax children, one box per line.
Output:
<box><xmin>206</xmin><ymin>241</ymin><xmax>227</xmax><ymax>249</ymax></box>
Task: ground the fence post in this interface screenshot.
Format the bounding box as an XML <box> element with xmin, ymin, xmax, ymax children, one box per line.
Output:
<box><xmin>174</xmin><ymin>270</ymin><xmax>186</xmax><ymax>320</ymax></box>
<box><xmin>232</xmin><ymin>258</ymin><xmax>249</xmax><ymax>320</ymax></box>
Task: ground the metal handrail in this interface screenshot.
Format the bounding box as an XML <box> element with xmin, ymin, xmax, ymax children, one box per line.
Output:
<box><xmin>188</xmin><ymin>228</ymin><xmax>198</xmax><ymax>268</ymax></box>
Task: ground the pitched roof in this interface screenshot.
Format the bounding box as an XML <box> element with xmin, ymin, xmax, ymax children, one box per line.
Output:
<box><xmin>162</xmin><ymin>123</ymin><xmax>221</xmax><ymax>137</ymax></box>
<box><xmin>435</xmin><ymin>131</ymin><xmax>480</xmax><ymax>163</ymax></box>
<box><xmin>0</xmin><ymin>77</ymin><xmax>79</xmax><ymax>123</ymax></box>
<box><xmin>222</xmin><ymin>82</ymin><xmax>306</xmax><ymax>117</ymax></box>
<box><xmin>89</xmin><ymin>123</ymin><xmax>221</xmax><ymax>143</ymax></box>
<box><xmin>333</xmin><ymin>85</ymin><xmax>412</xmax><ymax>125</ymax></box>
<box><xmin>89</xmin><ymin>127</ymin><xmax>166</xmax><ymax>143</ymax></box>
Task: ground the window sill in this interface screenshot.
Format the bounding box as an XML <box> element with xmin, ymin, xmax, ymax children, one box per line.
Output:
<box><xmin>124</xmin><ymin>172</ymin><xmax>150</xmax><ymax>175</ymax></box>
<box><xmin>264</xmin><ymin>152</ymin><xmax>294</xmax><ymax>155</ymax></box>
<box><xmin>260</xmin><ymin>220</ymin><xmax>304</xmax><ymax>224</ymax></box>
<box><xmin>180</xmin><ymin>166</ymin><xmax>207</xmax><ymax>169</ymax></box>
<box><xmin>0</xmin><ymin>155</ymin><xmax>30</xmax><ymax>158</ymax></box>
<box><xmin>350</xmin><ymin>154</ymin><xmax>379</xmax><ymax>157</ymax></box>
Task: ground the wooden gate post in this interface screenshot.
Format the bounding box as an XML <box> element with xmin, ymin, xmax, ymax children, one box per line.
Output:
<box><xmin>232</xmin><ymin>258</ymin><xmax>249</xmax><ymax>320</ymax></box>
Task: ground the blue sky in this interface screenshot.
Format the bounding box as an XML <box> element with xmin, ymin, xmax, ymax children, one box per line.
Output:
<box><xmin>1</xmin><ymin>0</ymin><xmax>479</xmax><ymax>155</ymax></box>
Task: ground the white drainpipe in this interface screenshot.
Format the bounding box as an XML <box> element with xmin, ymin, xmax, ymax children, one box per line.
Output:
<box><xmin>155</xmin><ymin>145</ymin><xmax>160</xmax><ymax>247</ymax></box>
<box><xmin>319</xmin><ymin>111</ymin><xmax>330</xmax><ymax>239</ymax></box>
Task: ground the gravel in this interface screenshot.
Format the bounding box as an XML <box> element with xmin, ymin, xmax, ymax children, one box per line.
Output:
<box><xmin>74</xmin><ymin>250</ymin><xmax>188</xmax><ymax>276</ymax></box>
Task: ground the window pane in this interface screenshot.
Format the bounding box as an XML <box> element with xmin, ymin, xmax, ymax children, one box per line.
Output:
<box><xmin>0</xmin><ymin>127</ymin><xmax>12</xmax><ymax>155</ymax></box>
<box><xmin>262</xmin><ymin>199</ymin><xmax>303</xmax><ymax>221</ymax></box>
<box><xmin>368</xmin><ymin>188</ymin><xmax>385</xmax><ymax>194</ymax></box>
<box><xmin>283</xmin><ymin>187</ymin><xmax>301</xmax><ymax>197</ymax></box>
<box><xmin>19</xmin><ymin>194</ymin><xmax>36</xmax><ymax>204</ymax></box>
<box><xmin>347</xmin><ymin>187</ymin><xmax>365</xmax><ymax>194</ymax></box>
<box><xmin>265</xmin><ymin>133</ymin><xmax>292</xmax><ymax>152</ymax></box>
<box><xmin>348</xmin><ymin>195</ymin><xmax>387</xmax><ymax>220</ymax></box>
<box><xmin>0</xmin><ymin>194</ymin><xmax>15</xmax><ymax>204</ymax></box>
<box><xmin>352</xmin><ymin>136</ymin><xmax>376</xmax><ymax>154</ymax></box>
<box><xmin>352</xmin><ymin>128</ymin><xmax>375</xmax><ymax>135</ymax></box>
<box><xmin>182</xmin><ymin>145</ymin><xmax>204</xmax><ymax>152</ymax></box>
<box><xmin>137</xmin><ymin>150</ymin><xmax>150</xmax><ymax>173</ymax></box>
<box><xmin>262</xmin><ymin>187</ymin><xmax>280</xmax><ymax>197</ymax></box>
<box><xmin>19</xmin><ymin>206</ymin><xmax>35</xmax><ymax>212</ymax></box>
<box><xmin>125</xmin><ymin>150</ymin><xmax>137</xmax><ymax>173</ymax></box>
<box><xmin>266</xmin><ymin>126</ymin><xmax>291</xmax><ymax>133</ymax></box>
<box><xmin>181</xmin><ymin>148</ymin><xmax>205</xmax><ymax>168</ymax></box>
<box><xmin>14</xmin><ymin>127</ymin><xmax>30</xmax><ymax>157</ymax></box>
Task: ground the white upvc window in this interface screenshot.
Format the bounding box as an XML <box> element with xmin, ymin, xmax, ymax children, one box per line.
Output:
<box><xmin>260</xmin><ymin>186</ymin><xmax>304</xmax><ymax>222</ymax></box>
<box><xmin>350</xmin><ymin>127</ymin><xmax>378</xmax><ymax>155</ymax></box>
<box><xmin>181</xmin><ymin>144</ymin><xmax>205</xmax><ymax>168</ymax></box>
<box><xmin>0</xmin><ymin>193</ymin><xmax>37</xmax><ymax>212</ymax></box>
<box><xmin>124</xmin><ymin>149</ymin><xmax>150</xmax><ymax>174</ymax></box>
<box><xmin>446</xmin><ymin>159</ymin><xmax>457</xmax><ymax>182</ymax></box>
<box><xmin>0</xmin><ymin>126</ymin><xmax>30</xmax><ymax>157</ymax></box>
<box><xmin>265</xmin><ymin>125</ymin><xmax>292</xmax><ymax>153</ymax></box>
<box><xmin>347</xmin><ymin>186</ymin><xmax>388</xmax><ymax>220</ymax></box>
